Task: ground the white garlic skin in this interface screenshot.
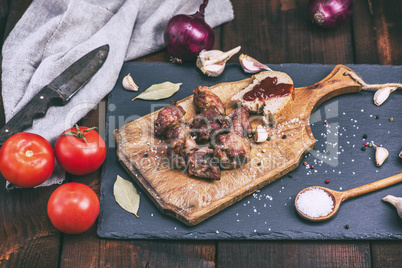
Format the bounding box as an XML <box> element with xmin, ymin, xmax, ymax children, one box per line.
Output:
<box><xmin>239</xmin><ymin>54</ymin><xmax>272</xmax><ymax>73</ymax></box>
<box><xmin>122</xmin><ymin>73</ymin><xmax>139</xmax><ymax>91</ymax></box>
<box><xmin>197</xmin><ymin>46</ymin><xmax>241</xmax><ymax>77</ymax></box>
<box><xmin>254</xmin><ymin>125</ymin><xmax>268</xmax><ymax>143</ymax></box>
<box><xmin>373</xmin><ymin>87</ymin><xmax>393</xmax><ymax>106</ymax></box>
<box><xmin>382</xmin><ymin>195</ymin><xmax>402</xmax><ymax>219</ymax></box>
<box><xmin>375</xmin><ymin>146</ymin><xmax>389</xmax><ymax>166</ymax></box>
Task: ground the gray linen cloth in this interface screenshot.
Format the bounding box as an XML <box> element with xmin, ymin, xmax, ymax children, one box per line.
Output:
<box><xmin>1</xmin><ymin>0</ymin><xmax>234</xmax><ymax>188</ymax></box>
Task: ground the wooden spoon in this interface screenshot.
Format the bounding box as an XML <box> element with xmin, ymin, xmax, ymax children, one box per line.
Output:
<box><xmin>295</xmin><ymin>173</ymin><xmax>402</xmax><ymax>222</ymax></box>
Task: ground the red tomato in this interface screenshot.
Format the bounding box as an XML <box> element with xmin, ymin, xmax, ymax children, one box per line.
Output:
<box><xmin>54</xmin><ymin>125</ymin><xmax>106</xmax><ymax>175</ymax></box>
<box><xmin>47</xmin><ymin>182</ymin><xmax>100</xmax><ymax>234</ymax></box>
<box><xmin>0</xmin><ymin>132</ymin><xmax>55</xmax><ymax>188</ymax></box>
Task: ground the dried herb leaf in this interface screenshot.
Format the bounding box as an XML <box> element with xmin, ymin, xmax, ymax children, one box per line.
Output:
<box><xmin>132</xmin><ymin>82</ymin><xmax>182</xmax><ymax>101</ymax></box>
<box><xmin>113</xmin><ymin>175</ymin><xmax>140</xmax><ymax>217</ymax></box>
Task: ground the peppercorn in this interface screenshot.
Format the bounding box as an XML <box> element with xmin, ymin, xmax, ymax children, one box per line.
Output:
<box><xmin>267</xmin><ymin>136</ymin><xmax>271</xmax><ymax>141</ymax></box>
<box><xmin>144</xmin><ymin>152</ymin><xmax>149</xmax><ymax>157</ymax></box>
<box><xmin>310</xmin><ymin>164</ymin><xmax>314</xmax><ymax>169</ymax></box>
<box><xmin>362</xmin><ymin>134</ymin><xmax>368</xmax><ymax>139</ymax></box>
<box><xmin>361</xmin><ymin>146</ymin><xmax>366</xmax><ymax>151</ymax></box>
<box><xmin>375</xmin><ymin>115</ymin><xmax>379</xmax><ymax>119</ymax></box>
<box><xmin>389</xmin><ymin>117</ymin><xmax>394</xmax><ymax>122</ymax></box>
<box><xmin>257</xmin><ymin>162</ymin><xmax>262</xmax><ymax>166</ymax></box>
<box><xmin>368</xmin><ymin>143</ymin><xmax>373</xmax><ymax>148</ymax></box>
<box><xmin>324</xmin><ymin>121</ymin><xmax>328</xmax><ymax>125</ymax></box>
<box><xmin>364</xmin><ymin>142</ymin><xmax>368</xmax><ymax>146</ymax></box>
<box><xmin>282</xmin><ymin>134</ymin><xmax>287</xmax><ymax>139</ymax></box>
<box><xmin>288</xmin><ymin>173</ymin><xmax>293</xmax><ymax>178</ymax></box>
<box><xmin>325</xmin><ymin>179</ymin><xmax>330</xmax><ymax>184</ymax></box>
<box><xmin>344</xmin><ymin>224</ymin><xmax>349</xmax><ymax>229</ymax></box>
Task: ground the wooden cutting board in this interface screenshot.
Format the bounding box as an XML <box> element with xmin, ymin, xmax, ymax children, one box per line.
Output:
<box><xmin>114</xmin><ymin>64</ymin><xmax>362</xmax><ymax>226</ymax></box>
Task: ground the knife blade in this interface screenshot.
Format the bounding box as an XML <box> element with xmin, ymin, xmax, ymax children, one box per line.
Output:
<box><xmin>0</xmin><ymin>44</ymin><xmax>109</xmax><ymax>145</ymax></box>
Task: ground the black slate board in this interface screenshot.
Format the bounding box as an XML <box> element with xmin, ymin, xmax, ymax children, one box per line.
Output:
<box><xmin>97</xmin><ymin>63</ymin><xmax>402</xmax><ymax>240</ymax></box>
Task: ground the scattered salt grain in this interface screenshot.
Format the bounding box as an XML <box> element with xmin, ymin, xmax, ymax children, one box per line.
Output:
<box><xmin>296</xmin><ymin>188</ymin><xmax>334</xmax><ymax>218</ymax></box>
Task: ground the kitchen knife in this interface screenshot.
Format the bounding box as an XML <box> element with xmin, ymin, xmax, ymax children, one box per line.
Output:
<box><xmin>0</xmin><ymin>44</ymin><xmax>109</xmax><ymax>145</ymax></box>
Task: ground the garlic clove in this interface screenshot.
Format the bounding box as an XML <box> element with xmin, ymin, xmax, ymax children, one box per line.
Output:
<box><xmin>239</xmin><ymin>54</ymin><xmax>272</xmax><ymax>73</ymax></box>
<box><xmin>382</xmin><ymin>195</ymin><xmax>402</xmax><ymax>218</ymax></box>
<box><xmin>201</xmin><ymin>63</ymin><xmax>226</xmax><ymax>77</ymax></box>
<box><xmin>122</xmin><ymin>73</ymin><xmax>139</xmax><ymax>91</ymax></box>
<box><xmin>197</xmin><ymin>46</ymin><xmax>241</xmax><ymax>77</ymax></box>
<box><xmin>254</xmin><ymin>125</ymin><xmax>268</xmax><ymax>143</ymax></box>
<box><xmin>374</xmin><ymin>145</ymin><xmax>389</xmax><ymax>166</ymax></box>
<box><xmin>373</xmin><ymin>87</ymin><xmax>395</xmax><ymax>106</ymax></box>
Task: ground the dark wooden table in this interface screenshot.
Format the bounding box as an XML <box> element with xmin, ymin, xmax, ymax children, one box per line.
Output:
<box><xmin>1</xmin><ymin>0</ymin><xmax>401</xmax><ymax>267</ymax></box>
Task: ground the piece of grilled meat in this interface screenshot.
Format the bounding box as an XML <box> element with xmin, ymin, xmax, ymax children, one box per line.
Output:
<box><xmin>190</xmin><ymin>109</ymin><xmax>230</xmax><ymax>142</ymax></box>
<box><xmin>188</xmin><ymin>147</ymin><xmax>221</xmax><ymax>180</ymax></box>
<box><xmin>212</xmin><ymin>107</ymin><xmax>251</xmax><ymax>170</ymax></box>
<box><xmin>154</xmin><ymin>100</ymin><xmax>186</xmax><ymax>137</ymax></box>
<box><xmin>166</xmin><ymin>122</ymin><xmax>197</xmax><ymax>169</ymax></box>
<box><xmin>191</xmin><ymin>86</ymin><xmax>229</xmax><ymax>141</ymax></box>
<box><xmin>193</xmin><ymin>86</ymin><xmax>225</xmax><ymax>115</ymax></box>
<box><xmin>228</xmin><ymin>107</ymin><xmax>251</xmax><ymax>137</ymax></box>
<box><xmin>213</xmin><ymin>133</ymin><xmax>251</xmax><ymax>170</ymax></box>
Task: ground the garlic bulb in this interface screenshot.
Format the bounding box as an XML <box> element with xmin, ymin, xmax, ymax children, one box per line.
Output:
<box><xmin>374</xmin><ymin>145</ymin><xmax>389</xmax><ymax>166</ymax></box>
<box><xmin>196</xmin><ymin>46</ymin><xmax>241</xmax><ymax>77</ymax></box>
<box><xmin>382</xmin><ymin>195</ymin><xmax>402</xmax><ymax>219</ymax></box>
<box><xmin>122</xmin><ymin>74</ymin><xmax>139</xmax><ymax>91</ymax></box>
<box><xmin>373</xmin><ymin>87</ymin><xmax>395</xmax><ymax>106</ymax></box>
<box><xmin>239</xmin><ymin>54</ymin><xmax>272</xmax><ymax>73</ymax></box>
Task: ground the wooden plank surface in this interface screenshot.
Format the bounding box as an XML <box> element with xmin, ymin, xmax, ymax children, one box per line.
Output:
<box><xmin>0</xmin><ymin>0</ymin><xmax>401</xmax><ymax>267</ymax></box>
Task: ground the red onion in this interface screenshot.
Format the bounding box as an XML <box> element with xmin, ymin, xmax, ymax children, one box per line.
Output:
<box><xmin>164</xmin><ymin>0</ymin><xmax>215</xmax><ymax>63</ymax></box>
<box><xmin>308</xmin><ymin>0</ymin><xmax>353</xmax><ymax>29</ymax></box>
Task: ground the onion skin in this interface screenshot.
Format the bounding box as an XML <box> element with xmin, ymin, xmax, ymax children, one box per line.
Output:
<box><xmin>164</xmin><ymin>1</ymin><xmax>215</xmax><ymax>62</ymax></box>
<box><xmin>308</xmin><ymin>0</ymin><xmax>353</xmax><ymax>29</ymax></box>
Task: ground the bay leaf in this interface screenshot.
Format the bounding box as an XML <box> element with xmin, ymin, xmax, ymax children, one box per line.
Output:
<box><xmin>113</xmin><ymin>175</ymin><xmax>140</xmax><ymax>218</ymax></box>
<box><xmin>132</xmin><ymin>81</ymin><xmax>182</xmax><ymax>101</ymax></box>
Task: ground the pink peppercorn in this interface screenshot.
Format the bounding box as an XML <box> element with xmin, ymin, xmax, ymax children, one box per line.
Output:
<box><xmin>310</xmin><ymin>164</ymin><xmax>314</xmax><ymax>169</ymax></box>
<box><xmin>325</xmin><ymin>179</ymin><xmax>330</xmax><ymax>184</ymax></box>
<box><xmin>364</xmin><ymin>142</ymin><xmax>368</xmax><ymax>146</ymax></box>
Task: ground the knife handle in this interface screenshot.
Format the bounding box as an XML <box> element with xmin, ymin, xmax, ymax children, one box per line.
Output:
<box><xmin>0</xmin><ymin>86</ymin><xmax>66</xmax><ymax>144</ymax></box>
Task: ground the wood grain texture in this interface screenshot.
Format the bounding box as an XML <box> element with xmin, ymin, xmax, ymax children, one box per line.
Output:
<box><xmin>216</xmin><ymin>241</ymin><xmax>371</xmax><ymax>268</ymax></box>
<box><xmin>353</xmin><ymin>0</ymin><xmax>402</xmax><ymax>65</ymax></box>
<box><xmin>222</xmin><ymin>0</ymin><xmax>353</xmax><ymax>64</ymax></box>
<box><xmin>115</xmin><ymin>65</ymin><xmax>361</xmax><ymax>226</ymax></box>
<box><xmin>371</xmin><ymin>241</ymin><xmax>402</xmax><ymax>268</ymax></box>
<box><xmin>99</xmin><ymin>240</ymin><xmax>216</xmax><ymax>268</ymax></box>
<box><xmin>0</xmin><ymin>184</ymin><xmax>61</xmax><ymax>267</ymax></box>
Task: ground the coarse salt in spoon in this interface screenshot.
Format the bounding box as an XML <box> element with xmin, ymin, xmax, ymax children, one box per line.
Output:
<box><xmin>295</xmin><ymin>173</ymin><xmax>402</xmax><ymax>222</ymax></box>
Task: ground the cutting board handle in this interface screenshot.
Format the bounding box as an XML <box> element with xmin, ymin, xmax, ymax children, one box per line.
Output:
<box><xmin>301</xmin><ymin>65</ymin><xmax>362</xmax><ymax>113</ymax></box>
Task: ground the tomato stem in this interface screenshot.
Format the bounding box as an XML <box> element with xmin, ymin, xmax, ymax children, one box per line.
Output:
<box><xmin>61</xmin><ymin>124</ymin><xmax>98</xmax><ymax>145</ymax></box>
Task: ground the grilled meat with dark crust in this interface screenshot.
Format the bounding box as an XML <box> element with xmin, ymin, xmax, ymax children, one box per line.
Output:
<box><xmin>193</xmin><ymin>86</ymin><xmax>225</xmax><ymax>115</ymax></box>
<box><xmin>188</xmin><ymin>147</ymin><xmax>221</xmax><ymax>180</ymax></box>
<box><xmin>190</xmin><ymin>108</ymin><xmax>230</xmax><ymax>142</ymax></box>
<box><xmin>166</xmin><ymin>122</ymin><xmax>197</xmax><ymax>169</ymax></box>
<box><xmin>213</xmin><ymin>132</ymin><xmax>251</xmax><ymax>170</ymax></box>
<box><xmin>154</xmin><ymin>100</ymin><xmax>186</xmax><ymax>137</ymax></box>
<box><xmin>228</xmin><ymin>107</ymin><xmax>250</xmax><ymax>137</ymax></box>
